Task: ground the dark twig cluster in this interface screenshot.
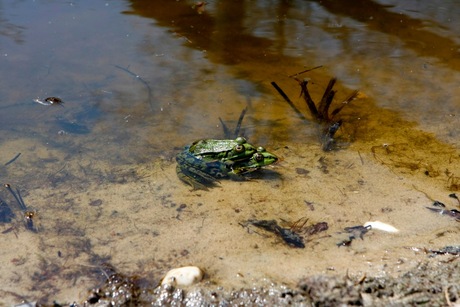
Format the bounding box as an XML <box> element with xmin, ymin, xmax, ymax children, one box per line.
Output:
<box><xmin>272</xmin><ymin>76</ymin><xmax>359</xmax><ymax>151</ymax></box>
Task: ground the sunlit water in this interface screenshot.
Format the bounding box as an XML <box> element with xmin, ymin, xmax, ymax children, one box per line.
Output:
<box><xmin>0</xmin><ymin>0</ymin><xmax>459</xmax><ymax>304</ymax></box>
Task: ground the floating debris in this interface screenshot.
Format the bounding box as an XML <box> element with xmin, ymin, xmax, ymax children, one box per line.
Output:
<box><xmin>344</xmin><ymin>225</ymin><xmax>372</xmax><ymax>240</ymax></box>
<box><xmin>363</xmin><ymin>221</ymin><xmax>399</xmax><ymax>233</ymax></box>
<box><xmin>337</xmin><ymin>221</ymin><xmax>398</xmax><ymax>247</ymax></box>
<box><xmin>432</xmin><ymin>200</ymin><xmax>446</xmax><ymax>207</ymax></box>
<box><xmin>425</xmin><ymin>196</ymin><xmax>460</xmax><ymax>221</ymax></box>
<box><xmin>428</xmin><ymin>245</ymin><xmax>460</xmax><ymax>256</ymax></box>
<box><xmin>426</xmin><ymin>207</ymin><xmax>460</xmax><ymax>221</ymax></box>
<box><xmin>304</xmin><ymin>221</ymin><xmax>329</xmax><ymax>235</ymax></box>
<box><xmin>33</xmin><ymin>96</ymin><xmax>64</xmax><ymax>106</ymax></box>
<box><xmin>337</xmin><ymin>225</ymin><xmax>372</xmax><ymax>247</ymax></box>
<box><xmin>244</xmin><ymin>218</ymin><xmax>328</xmax><ymax>248</ymax></box>
<box><xmin>244</xmin><ymin>219</ymin><xmax>305</xmax><ymax>248</ymax></box>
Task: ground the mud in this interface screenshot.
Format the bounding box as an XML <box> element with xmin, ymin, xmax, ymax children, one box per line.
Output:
<box><xmin>55</xmin><ymin>258</ymin><xmax>459</xmax><ymax>306</ymax></box>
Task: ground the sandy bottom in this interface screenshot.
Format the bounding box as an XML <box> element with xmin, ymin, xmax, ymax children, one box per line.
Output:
<box><xmin>0</xmin><ymin>122</ymin><xmax>458</xmax><ymax>305</ymax></box>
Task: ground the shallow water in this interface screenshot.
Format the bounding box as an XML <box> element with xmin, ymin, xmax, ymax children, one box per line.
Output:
<box><xmin>0</xmin><ymin>0</ymin><xmax>459</xmax><ymax>304</ymax></box>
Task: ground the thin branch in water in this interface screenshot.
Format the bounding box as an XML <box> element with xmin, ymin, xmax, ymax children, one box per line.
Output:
<box><xmin>318</xmin><ymin>78</ymin><xmax>337</xmax><ymax>117</ymax></box>
<box><xmin>4</xmin><ymin>153</ymin><xmax>21</xmax><ymax>166</ymax></box>
<box><xmin>330</xmin><ymin>90</ymin><xmax>359</xmax><ymax>119</ymax></box>
<box><xmin>234</xmin><ymin>106</ymin><xmax>248</xmax><ymax>137</ymax></box>
<box><xmin>271</xmin><ymin>81</ymin><xmax>308</xmax><ymax>122</ymax></box>
<box><xmin>114</xmin><ymin>65</ymin><xmax>153</xmax><ymax>110</ymax></box>
<box><xmin>296</xmin><ymin>79</ymin><xmax>320</xmax><ymax>120</ymax></box>
<box><xmin>288</xmin><ymin>65</ymin><xmax>323</xmax><ymax>78</ymax></box>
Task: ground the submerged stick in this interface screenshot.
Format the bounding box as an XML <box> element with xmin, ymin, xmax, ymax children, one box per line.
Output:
<box><xmin>330</xmin><ymin>90</ymin><xmax>359</xmax><ymax>119</ymax></box>
<box><xmin>4</xmin><ymin>153</ymin><xmax>21</xmax><ymax>166</ymax></box>
<box><xmin>234</xmin><ymin>106</ymin><xmax>248</xmax><ymax>137</ymax></box>
<box><xmin>318</xmin><ymin>78</ymin><xmax>337</xmax><ymax>118</ymax></box>
<box><xmin>288</xmin><ymin>65</ymin><xmax>323</xmax><ymax>78</ymax></box>
<box><xmin>296</xmin><ymin>79</ymin><xmax>320</xmax><ymax>120</ymax></box>
<box><xmin>271</xmin><ymin>81</ymin><xmax>308</xmax><ymax>122</ymax></box>
<box><xmin>114</xmin><ymin>65</ymin><xmax>153</xmax><ymax>110</ymax></box>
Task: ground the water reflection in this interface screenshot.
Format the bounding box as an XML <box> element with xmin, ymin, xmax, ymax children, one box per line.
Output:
<box><xmin>124</xmin><ymin>0</ymin><xmax>460</xmax><ymax>147</ymax></box>
<box><xmin>125</xmin><ymin>1</ymin><xmax>297</xmax><ymax>65</ymax></box>
<box><xmin>315</xmin><ymin>0</ymin><xmax>460</xmax><ymax>70</ymax></box>
<box><xmin>126</xmin><ymin>0</ymin><xmax>460</xmax><ymax>69</ymax></box>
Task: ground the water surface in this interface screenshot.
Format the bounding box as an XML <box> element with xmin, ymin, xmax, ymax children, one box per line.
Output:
<box><xmin>0</xmin><ymin>0</ymin><xmax>459</xmax><ymax>304</ymax></box>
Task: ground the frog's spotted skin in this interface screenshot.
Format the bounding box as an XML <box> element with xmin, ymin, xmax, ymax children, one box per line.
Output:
<box><xmin>176</xmin><ymin>138</ymin><xmax>278</xmax><ymax>190</ymax></box>
<box><xmin>189</xmin><ymin>137</ymin><xmax>258</xmax><ymax>163</ymax></box>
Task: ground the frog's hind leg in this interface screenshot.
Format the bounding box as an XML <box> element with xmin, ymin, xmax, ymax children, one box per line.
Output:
<box><xmin>176</xmin><ymin>165</ymin><xmax>219</xmax><ymax>190</ymax></box>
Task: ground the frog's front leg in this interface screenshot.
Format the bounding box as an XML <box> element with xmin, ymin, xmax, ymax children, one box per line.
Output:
<box><xmin>222</xmin><ymin>160</ymin><xmax>248</xmax><ymax>181</ymax></box>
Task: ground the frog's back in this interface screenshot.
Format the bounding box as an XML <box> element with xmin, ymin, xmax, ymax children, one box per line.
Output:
<box><xmin>190</xmin><ymin>139</ymin><xmax>239</xmax><ymax>155</ymax></box>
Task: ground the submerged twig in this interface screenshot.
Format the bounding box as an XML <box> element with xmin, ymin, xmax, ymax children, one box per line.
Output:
<box><xmin>272</xmin><ymin>75</ymin><xmax>359</xmax><ymax>151</ymax></box>
<box><xmin>337</xmin><ymin>225</ymin><xmax>372</xmax><ymax>247</ymax></box>
<box><xmin>4</xmin><ymin>153</ymin><xmax>21</xmax><ymax>166</ymax></box>
<box><xmin>245</xmin><ymin>219</ymin><xmax>305</xmax><ymax>248</ymax></box>
<box><xmin>115</xmin><ymin>65</ymin><xmax>153</xmax><ymax>110</ymax></box>
<box><xmin>288</xmin><ymin>65</ymin><xmax>323</xmax><ymax>78</ymax></box>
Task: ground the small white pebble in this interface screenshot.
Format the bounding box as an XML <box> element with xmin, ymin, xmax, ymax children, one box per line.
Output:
<box><xmin>161</xmin><ymin>266</ymin><xmax>204</xmax><ymax>286</ymax></box>
<box><xmin>364</xmin><ymin>221</ymin><xmax>399</xmax><ymax>233</ymax></box>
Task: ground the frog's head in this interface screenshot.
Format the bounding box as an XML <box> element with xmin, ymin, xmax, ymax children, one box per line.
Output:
<box><xmin>224</xmin><ymin>142</ymin><xmax>258</xmax><ymax>162</ymax></box>
<box><xmin>231</xmin><ymin>147</ymin><xmax>278</xmax><ymax>174</ymax></box>
<box><xmin>250</xmin><ymin>147</ymin><xmax>278</xmax><ymax>166</ymax></box>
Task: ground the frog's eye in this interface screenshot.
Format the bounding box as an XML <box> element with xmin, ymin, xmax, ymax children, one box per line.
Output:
<box><xmin>257</xmin><ymin>147</ymin><xmax>266</xmax><ymax>153</ymax></box>
<box><xmin>234</xmin><ymin>144</ymin><xmax>245</xmax><ymax>153</ymax></box>
<box><xmin>254</xmin><ymin>152</ymin><xmax>264</xmax><ymax>162</ymax></box>
<box><xmin>236</xmin><ymin>137</ymin><xmax>247</xmax><ymax>144</ymax></box>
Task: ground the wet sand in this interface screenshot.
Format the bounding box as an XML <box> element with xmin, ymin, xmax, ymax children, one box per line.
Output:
<box><xmin>0</xmin><ymin>87</ymin><xmax>458</xmax><ymax>304</ymax></box>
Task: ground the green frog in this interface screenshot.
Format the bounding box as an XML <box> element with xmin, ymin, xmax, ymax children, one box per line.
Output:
<box><xmin>176</xmin><ymin>137</ymin><xmax>278</xmax><ymax>190</ymax></box>
<box><xmin>189</xmin><ymin>137</ymin><xmax>257</xmax><ymax>162</ymax></box>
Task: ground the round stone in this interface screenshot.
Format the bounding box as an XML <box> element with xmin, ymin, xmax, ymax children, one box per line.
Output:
<box><xmin>161</xmin><ymin>266</ymin><xmax>204</xmax><ymax>286</ymax></box>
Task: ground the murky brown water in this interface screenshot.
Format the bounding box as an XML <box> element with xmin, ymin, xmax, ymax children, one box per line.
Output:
<box><xmin>0</xmin><ymin>0</ymin><xmax>459</xmax><ymax>305</ymax></box>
